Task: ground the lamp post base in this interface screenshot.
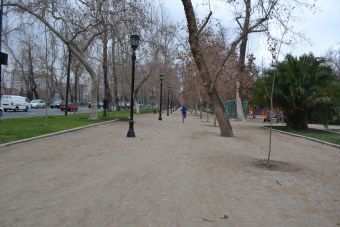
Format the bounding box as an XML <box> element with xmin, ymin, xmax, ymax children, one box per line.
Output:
<box><xmin>158</xmin><ymin>116</ymin><xmax>162</xmax><ymax>121</ymax></box>
<box><xmin>127</xmin><ymin>120</ymin><xmax>135</xmax><ymax>137</ymax></box>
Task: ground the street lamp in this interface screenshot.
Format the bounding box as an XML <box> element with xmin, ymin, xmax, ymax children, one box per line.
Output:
<box><xmin>127</xmin><ymin>34</ymin><xmax>140</xmax><ymax>137</ymax></box>
<box><xmin>167</xmin><ymin>86</ymin><xmax>170</xmax><ymax>116</ymax></box>
<box><xmin>158</xmin><ymin>74</ymin><xmax>164</xmax><ymax>121</ymax></box>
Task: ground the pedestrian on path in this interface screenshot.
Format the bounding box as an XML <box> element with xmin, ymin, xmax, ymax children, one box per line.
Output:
<box><xmin>181</xmin><ymin>106</ymin><xmax>188</xmax><ymax>123</ymax></box>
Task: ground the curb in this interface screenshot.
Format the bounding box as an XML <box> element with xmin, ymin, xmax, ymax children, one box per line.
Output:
<box><xmin>263</xmin><ymin>126</ymin><xmax>340</xmax><ymax>149</ymax></box>
<box><xmin>0</xmin><ymin>119</ymin><xmax>118</xmax><ymax>149</ymax></box>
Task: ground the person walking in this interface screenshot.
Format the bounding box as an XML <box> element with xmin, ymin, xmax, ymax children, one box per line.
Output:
<box><xmin>180</xmin><ymin>106</ymin><xmax>188</xmax><ymax>123</ymax></box>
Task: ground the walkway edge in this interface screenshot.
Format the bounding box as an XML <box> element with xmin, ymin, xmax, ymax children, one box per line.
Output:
<box><xmin>0</xmin><ymin>119</ymin><xmax>118</xmax><ymax>149</ymax></box>
<box><xmin>263</xmin><ymin>126</ymin><xmax>340</xmax><ymax>149</ymax></box>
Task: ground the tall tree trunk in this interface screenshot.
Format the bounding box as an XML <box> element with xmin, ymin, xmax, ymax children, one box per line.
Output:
<box><xmin>44</xmin><ymin>29</ymin><xmax>50</xmax><ymax>101</ymax></box>
<box><xmin>74</xmin><ymin>66</ymin><xmax>79</xmax><ymax>103</ymax></box>
<box><xmin>28</xmin><ymin>44</ymin><xmax>39</xmax><ymax>99</ymax></box>
<box><xmin>111</xmin><ymin>36</ymin><xmax>120</xmax><ymax>111</ymax></box>
<box><xmin>181</xmin><ymin>0</ymin><xmax>234</xmax><ymax>137</ymax></box>
<box><xmin>236</xmin><ymin>81</ymin><xmax>245</xmax><ymax>121</ymax></box>
<box><xmin>197</xmin><ymin>88</ymin><xmax>203</xmax><ymax>119</ymax></box>
<box><xmin>133</xmin><ymin>47</ymin><xmax>159</xmax><ymax>114</ymax></box>
<box><xmin>195</xmin><ymin>102</ymin><xmax>197</xmax><ymax>115</ymax></box>
<box><xmin>134</xmin><ymin>98</ymin><xmax>140</xmax><ymax>113</ymax></box>
<box><xmin>200</xmin><ymin>105</ymin><xmax>203</xmax><ymax>119</ymax></box>
<box><xmin>103</xmin><ymin>32</ymin><xmax>111</xmax><ymax>117</ymax></box>
<box><xmin>206</xmin><ymin>103</ymin><xmax>209</xmax><ymax>122</ymax></box>
<box><xmin>236</xmin><ymin>0</ymin><xmax>251</xmax><ymax>121</ymax></box>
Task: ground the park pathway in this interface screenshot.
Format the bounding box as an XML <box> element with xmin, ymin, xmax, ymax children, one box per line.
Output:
<box><xmin>0</xmin><ymin>111</ymin><xmax>339</xmax><ymax>227</ymax></box>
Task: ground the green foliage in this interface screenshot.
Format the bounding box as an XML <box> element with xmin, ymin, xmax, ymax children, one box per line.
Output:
<box><xmin>0</xmin><ymin>109</ymin><xmax>154</xmax><ymax>144</ymax></box>
<box><xmin>252</xmin><ymin>54</ymin><xmax>337</xmax><ymax>129</ymax></box>
<box><xmin>250</xmin><ymin>77</ymin><xmax>271</xmax><ymax>108</ymax></box>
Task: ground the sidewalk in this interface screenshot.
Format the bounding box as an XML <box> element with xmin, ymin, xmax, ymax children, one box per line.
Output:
<box><xmin>308</xmin><ymin>123</ymin><xmax>340</xmax><ymax>134</ymax></box>
<box><xmin>0</xmin><ymin>111</ymin><xmax>339</xmax><ymax>227</ymax></box>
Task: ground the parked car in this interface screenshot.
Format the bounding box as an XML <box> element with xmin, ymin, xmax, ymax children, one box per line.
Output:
<box><xmin>50</xmin><ymin>100</ymin><xmax>63</xmax><ymax>109</ymax></box>
<box><xmin>0</xmin><ymin>106</ymin><xmax>3</xmax><ymax>116</ymax></box>
<box><xmin>60</xmin><ymin>101</ymin><xmax>78</xmax><ymax>111</ymax></box>
<box><xmin>0</xmin><ymin>95</ymin><xmax>31</xmax><ymax>112</ymax></box>
<box><xmin>30</xmin><ymin>99</ymin><xmax>46</xmax><ymax>108</ymax></box>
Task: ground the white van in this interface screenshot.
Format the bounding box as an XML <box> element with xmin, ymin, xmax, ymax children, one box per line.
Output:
<box><xmin>1</xmin><ymin>95</ymin><xmax>31</xmax><ymax>112</ymax></box>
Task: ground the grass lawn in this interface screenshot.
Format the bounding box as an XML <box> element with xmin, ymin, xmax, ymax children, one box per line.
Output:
<box><xmin>0</xmin><ymin>109</ymin><xmax>153</xmax><ymax>144</ymax></box>
<box><xmin>271</xmin><ymin>126</ymin><xmax>340</xmax><ymax>145</ymax></box>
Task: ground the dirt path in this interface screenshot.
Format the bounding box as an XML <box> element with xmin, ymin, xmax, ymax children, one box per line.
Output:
<box><xmin>0</xmin><ymin>111</ymin><xmax>339</xmax><ymax>227</ymax></box>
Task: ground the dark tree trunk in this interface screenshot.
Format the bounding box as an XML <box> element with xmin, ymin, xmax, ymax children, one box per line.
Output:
<box><xmin>286</xmin><ymin>111</ymin><xmax>308</xmax><ymax>129</ymax></box>
<box><xmin>181</xmin><ymin>0</ymin><xmax>234</xmax><ymax>137</ymax></box>
<box><xmin>102</xmin><ymin>32</ymin><xmax>111</xmax><ymax>117</ymax></box>
<box><xmin>238</xmin><ymin>0</ymin><xmax>251</xmax><ymax>69</ymax></box>
<box><xmin>111</xmin><ymin>37</ymin><xmax>120</xmax><ymax>111</ymax></box>
<box><xmin>28</xmin><ymin>44</ymin><xmax>39</xmax><ymax>99</ymax></box>
<box><xmin>236</xmin><ymin>0</ymin><xmax>251</xmax><ymax>120</ymax></box>
<box><xmin>74</xmin><ymin>66</ymin><xmax>79</xmax><ymax>103</ymax></box>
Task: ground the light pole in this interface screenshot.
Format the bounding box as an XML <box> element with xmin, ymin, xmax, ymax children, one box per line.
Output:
<box><xmin>167</xmin><ymin>86</ymin><xmax>170</xmax><ymax>116</ymax></box>
<box><xmin>158</xmin><ymin>74</ymin><xmax>164</xmax><ymax>121</ymax></box>
<box><xmin>127</xmin><ymin>34</ymin><xmax>140</xmax><ymax>137</ymax></box>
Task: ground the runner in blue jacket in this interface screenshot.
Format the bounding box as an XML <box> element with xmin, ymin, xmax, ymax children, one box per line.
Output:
<box><xmin>181</xmin><ymin>106</ymin><xmax>188</xmax><ymax>123</ymax></box>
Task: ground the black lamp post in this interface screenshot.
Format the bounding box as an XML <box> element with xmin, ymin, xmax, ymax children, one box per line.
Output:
<box><xmin>167</xmin><ymin>87</ymin><xmax>170</xmax><ymax>116</ymax></box>
<box><xmin>127</xmin><ymin>34</ymin><xmax>140</xmax><ymax>137</ymax></box>
<box><xmin>158</xmin><ymin>74</ymin><xmax>164</xmax><ymax>121</ymax></box>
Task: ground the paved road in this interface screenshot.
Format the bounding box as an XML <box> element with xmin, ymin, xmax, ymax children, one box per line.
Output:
<box><xmin>0</xmin><ymin>112</ymin><xmax>339</xmax><ymax>227</ymax></box>
<box><xmin>0</xmin><ymin>107</ymin><xmax>99</xmax><ymax>119</ymax></box>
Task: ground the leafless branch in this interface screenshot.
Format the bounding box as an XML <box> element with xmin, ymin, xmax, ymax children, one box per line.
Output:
<box><xmin>235</xmin><ymin>16</ymin><xmax>243</xmax><ymax>29</ymax></box>
<box><xmin>197</xmin><ymin>11</ymin><xmax>212</xmax><ymax>37</ymax></box>
<box><xmin>2</xmin><ymin>28</ymin><xmax>21</xmax><ymax>36</ymax></box>
<box><xmin>208</xmin><ymin>0</ymin><xmax>279</xmax><ymax>93</ymax></box>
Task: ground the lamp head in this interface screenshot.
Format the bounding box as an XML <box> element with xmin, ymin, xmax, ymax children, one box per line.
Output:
<box><xmin>130</xmin><ymin>34</ymin><xmax>140</xmax><ymax>50</ymax></box>
<box><xmin>160</xmin><ymin>74</ymin><xmax>164</xmax><ymax>81</ymax></box>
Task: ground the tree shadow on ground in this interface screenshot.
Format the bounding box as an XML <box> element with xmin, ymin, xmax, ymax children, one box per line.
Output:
<box><xmin>202</xmin><ymin>123</ymin><xmax>218</xmax><ymax>127</ymax></box>
<box><xmin>252</xmin><ymin>159</ymin><xmax>301</xmax><ymax>172</ymax></box>
<box><xmin>187</xmin><ymin>130</ymin><xmax>221</xmax><ymax>139</ymax></box>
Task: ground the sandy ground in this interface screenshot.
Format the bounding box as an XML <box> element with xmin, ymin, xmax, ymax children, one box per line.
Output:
<box><xmin>0</xmin><ymin>111</ymin><xmax>339</xmax><ymax>227</ymax></box>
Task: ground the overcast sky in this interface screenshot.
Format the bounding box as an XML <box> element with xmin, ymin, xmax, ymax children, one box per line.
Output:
<box><xmin>161</xmin><ymin>0</ymin><xmax>340</xmax><ymax>66</ymax></box>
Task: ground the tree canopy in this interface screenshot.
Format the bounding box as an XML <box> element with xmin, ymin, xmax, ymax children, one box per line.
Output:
<box><xmin>252</xmin><ymin>53</ymin><xmax>338</xmax><ymax>129</ymax></box>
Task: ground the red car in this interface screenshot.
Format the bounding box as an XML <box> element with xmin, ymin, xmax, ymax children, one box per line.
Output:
<box><xmin>60</xmin><ymin>101</ymin><xmax>78</xmax><ymax>111</ymax></box>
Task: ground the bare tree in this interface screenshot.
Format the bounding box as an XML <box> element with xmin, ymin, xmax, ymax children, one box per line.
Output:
<box><xmin>181</xmin><ymin>0</ymin><xmax>234</xmax><ymax>137</ymax></box>
<box><xmin>4</xmin><ymin>0</ymin><xmax>181</xmax><ymax>120</ymax></box>
<box><xmin>218</xmin><ymin>0</ymin><xmax>316</xmax><ymax>120</ymax></box>
<box><xmin>8</xmin><ymin>1</ymin><xmax>140</xmax><ymax>118</ymax></box>
<box><xmin>326</xmin><ymin>46</ymin><xmax>340</xmax><ymax>77</ymax></box>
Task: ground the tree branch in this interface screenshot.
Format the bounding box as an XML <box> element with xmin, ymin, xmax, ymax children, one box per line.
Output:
<box><xmin>235</xmin><ymin>16</ymin><xmax>243</xmax><ymax>30</ymax></box>
<box><xmin>252</xmin><ymin>28</ymin><xmax>268</xmax><ymax>33</ymax></box>
<box><xmin>208</xmin><ymin>0</ymin><xmax>279</xmax><ymax>93</ymax></box>
<box><xmin>70</xmin><ymin>21</ymin><xmax>102</xmax><ymax>42</ymax></box>
<box><xmin>196</xmin><ymin>11</ymin><xmax>212</xmax><ymax>37</ymax></box>
<box><xmin>208</xmin><ymin>37</ymin><xmax>242</xmax><ymax>93</ymax></box>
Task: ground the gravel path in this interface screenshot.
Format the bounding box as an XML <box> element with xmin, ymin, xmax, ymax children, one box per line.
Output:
<box><xmin>0</xmin><ymin>111</ymin><xmax>339</xmax><ymax>227</ymax></box>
